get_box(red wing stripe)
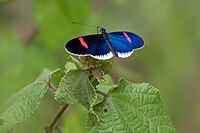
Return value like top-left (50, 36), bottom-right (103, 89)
top-left (123, 32), bottom-right (132, 43)
top-left (79, 37), bottom-right (88, 49)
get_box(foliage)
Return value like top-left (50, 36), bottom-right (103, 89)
top-left (0, 69), bottom-right (57, 130)
top-left (1, 0), bottom-right (199, 132)
top-left (55, 69), bottom-right (97, 110)
top-left (87, 79), bottom-right (175, 132)
top-left (0, 56), bottom-right (176, 132)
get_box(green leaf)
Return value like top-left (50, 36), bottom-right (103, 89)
top-left (33, 0), bottom-right (89, 50)
top-left (96, 74), bottom-right (116, 93)
top-left (67, 56), bottom-right (83, 68)
top-left (36, 68), bottom-right (59, 82)
top-left (0, 69), bottom-right (55, 129)
top-left (55, 70), bottom-right (97, 110)
top-left (94, 75), bottom-right (116, 105)
top-left (87, 79), bottom-right (176, 133)
top-left (65, 62), bottom-right (77, 73)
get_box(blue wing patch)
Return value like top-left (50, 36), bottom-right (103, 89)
top-left (108, 32), bottom-right (144, 58)
top-left (89, 39), bottom-right (113, 60)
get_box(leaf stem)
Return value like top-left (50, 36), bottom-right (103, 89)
top-left (45, 105), bottom-right (68, 133)
top-left (96, 90), bottom-right (110, 97)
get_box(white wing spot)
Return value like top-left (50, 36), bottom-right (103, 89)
top-left (117, 51), bottom-right (134, 58)
top-left (65, 47), bottom-right (113, 60)
top-left (92, 51), bottom-right (113, 60)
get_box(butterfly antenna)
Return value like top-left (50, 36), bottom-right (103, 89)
top-left (72, 22), bottom-right (102, 34)
top-left (72, 22), bottom-right (98, 28)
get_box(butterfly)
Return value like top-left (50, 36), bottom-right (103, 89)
top-left (65, 27), bottom-right (144, 60)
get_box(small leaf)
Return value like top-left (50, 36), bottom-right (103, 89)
top-left (36, 68), bottom-right (58, 82)
top-left (65, 62), bottom-right (77, 73)
top-left (55, 70), bottom-right (97, 110)
top-left (67, 56), bottom-right (82, 68)
top-left (87, 79), bottom-right (176, 132)
top-left (96, 75), bottom-right (116, 93)
top-left (0, 69), bottom-right (55, 129)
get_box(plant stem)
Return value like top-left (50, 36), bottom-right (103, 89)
top-left (45, 105), bottom-right (68, 133)
top-left (96, 90), bottom-right (110, 97)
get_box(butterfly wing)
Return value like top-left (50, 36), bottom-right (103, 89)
top-left (65, 34), bottom-right (113, 60)
top-left (108, 32), bottom-right (144, 58)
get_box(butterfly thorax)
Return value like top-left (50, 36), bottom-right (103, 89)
top-left (99, 28), bottom-right (109, 40)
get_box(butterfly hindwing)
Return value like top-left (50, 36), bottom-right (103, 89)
top-left (65, 34), bottom-right (113, 60)
top-left (108, 32), bottom-right (144, 58)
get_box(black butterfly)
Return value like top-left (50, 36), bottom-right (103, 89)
top-left (65, 27), bottom-right (144, 60)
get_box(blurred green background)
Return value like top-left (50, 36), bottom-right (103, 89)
top-left (0, 0), bottom-right (200, 132)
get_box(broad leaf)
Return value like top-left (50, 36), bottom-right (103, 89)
top-left (0, 69), bottom-right (55, 129)
top-left (55, 70), bottom-right (97, 110)
top-left (87, 79), bottom-right (176, 133)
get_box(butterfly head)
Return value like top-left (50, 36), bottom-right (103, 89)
top-left (99, 27), bottom-right (106, 34)
top-left (99, 27), bottom-right (109, 39)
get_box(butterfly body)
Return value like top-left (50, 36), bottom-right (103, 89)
top-left (100, 28), bottom-right (118, 57)
top-left (65, 27), bottom-right (144, 60)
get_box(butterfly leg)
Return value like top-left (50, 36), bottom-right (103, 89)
top-left (97, 26), bottom-right (101, 34)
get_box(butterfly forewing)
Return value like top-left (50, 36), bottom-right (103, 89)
top-left (65, 34), bottom-right (113, 60)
